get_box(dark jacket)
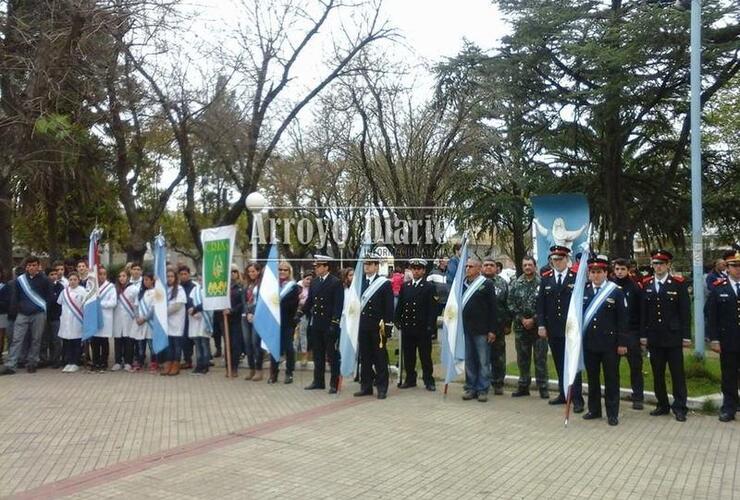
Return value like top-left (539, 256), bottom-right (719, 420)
top-left (395, 278), bottom-right (437, 336)
top-left (536, 268), bottom-right (577, 338)
top-left (228, 283), bottom-right (244, 325)
top-left (47, 281), bottom-right (64, 322)
top-left (16, 272), bottom-right (51, 316)
top-left (610, 276), bottom-right (642, 338)
top-left (0, 281), bottom-right (11, 315)
top-left (640, 275), bottom-right (690, 347)
top-left (706, 279), bottom-right (740, 352)
top-left (303, 273), bottom-right (343, 332)
top-left (462, 277), bottom-right (497, 336)
top-left (359, 275), bottom-right (394, 332)
top-left (582, 283), bottom-right (629, 352)
top-left (280, 282), bottom-right (301, 333)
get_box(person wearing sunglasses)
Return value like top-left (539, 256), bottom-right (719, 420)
top-left (706, 249), bottom-right (740, 422)
top-left (268, 261), bottom-right (300, 384)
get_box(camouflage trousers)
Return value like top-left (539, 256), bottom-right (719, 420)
top-left (514, 327), bottom-right (549, 389)
top-left (489, 332), bottom-right (506, 387)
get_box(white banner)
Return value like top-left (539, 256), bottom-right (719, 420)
top-left (201, 225), bottom-right (237, 310)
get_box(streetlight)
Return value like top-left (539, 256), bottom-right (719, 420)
top-left (245, 192), bottom-right (267, 262)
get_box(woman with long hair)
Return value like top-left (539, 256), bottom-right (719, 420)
top-left (163, 267), bottom-right (187, 376)
top-left (135, 272), bottom-right (157, 372)
top-left (268, 261), bottom-right (300, 384)
top-left (243, 263), bottom-right (264, 381)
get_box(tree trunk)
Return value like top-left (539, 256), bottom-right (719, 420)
top-left (0, 169), bottom-right (12, 271)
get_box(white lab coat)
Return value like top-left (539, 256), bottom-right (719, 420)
top-left (57, 286), bottom-right (86, 340)
top-left (113, 282), bottom-right (139, 339)
top-left (94, 281), bottom-right (117, 338)
top-left (187, 284), bottom-right (212, 338)
top-left (167, 285), bottom-right (187, 337)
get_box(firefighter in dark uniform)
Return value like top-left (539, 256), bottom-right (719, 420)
top-left (536, 245), bottom-right (585, 412)
top-left (581, 255), bottom-right (629, 426)
top-left (395, 258), bottom-right (437, 391)
top-left (640, 249), bottom-right (691, 422)
top-left (302, 255), bottom-right (344, 394)
top-left (707, 249), bottom-right (740, 422)
top-left (610, 257), bottom-right (645, 409)
top-left (353, 252), bottom-right (395, 400)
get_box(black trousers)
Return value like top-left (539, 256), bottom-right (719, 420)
top-left (114, 337), bottom-right (135, 365)
top-left (227, 319), bottom-right (243, 372)
top-left (719, 350), bottom-right (740, 414)
top-left (90, 337), bottom-right (109, 368)
top-left (62, 339), bottom-right (81, 366)
top-left (271, 326), bottom-right (296, 376)
top-left (548, 336), bottom-right (583, 402)
top-left (585, 348), bottom-right (620, 418)
top-left (311, 327), bottom-right (339, 389)
top-left (649, 345), bottom-right (687, 413)
top-left (618, 338), bottom-right (644, 401)
top-left (359, 327), bottom-right (389, 394)
top-left (401, 330), bottom-right (433, 386)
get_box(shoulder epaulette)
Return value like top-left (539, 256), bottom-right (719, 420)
top-left (542, 269), bottom-right (553, 277)
top-left (641, 276), bottom-right (654, 286)
top-left (672, 275), bottom-right (686, 283)
top-left (712, 277), bottom-right (726, 287)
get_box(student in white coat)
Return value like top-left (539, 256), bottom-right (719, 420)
top-left (57, 273), bottom-right (86, 373)
top-left (162, 267), bottom-right (187, 376)
top-left (134, 272), bottom-right (156, 372)
top-left (91, 266), bottom-right (117, 372)
top-left (112, 269), bottom-right (138, 372)
top-left (188, 280), bottom-right (213, 374)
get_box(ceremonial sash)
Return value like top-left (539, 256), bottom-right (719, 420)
top-left (361, 277), bottom-right (389, 309)
top-left (582, 281), bottom-right (617, 332)
top-left (191, 285), bottom-right (213, 333)
top-left (17, 274), bottom-right (47, 312)
top-left (139, 293), bottom-right (153, 323)
top-left (462, 275), bottom-right (487, 308)
top-left (279, 280), bottom-right (297, 299)
top-left (63, 287), bottom-right (84, 324)
top-left (99, 282), bottom-right (114, 304)
top-left (119, 288), bottom-right (136, 319)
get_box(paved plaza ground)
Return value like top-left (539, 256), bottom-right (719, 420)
top-left (0, 364), bottom-right (738, 499)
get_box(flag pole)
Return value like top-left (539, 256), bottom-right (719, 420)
top-left (564, 385), bottom-right (572, 427)
top-left (223, 311), bottom-right (232, 378)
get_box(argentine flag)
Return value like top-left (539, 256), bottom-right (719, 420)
top-left (151, 233), bottom-right (169, 354)
top-left (441, 237), bottom-right (470, 385)
top-left (253, 244), bottom-right (281, 360)
top-left (82, 228), bottom-right (104, 340)
top-left (563, 239), bottom-right (591, 402)
top-left (339, 244), bottom-right (369, 377)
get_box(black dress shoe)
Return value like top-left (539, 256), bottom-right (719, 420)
top-left (425, 384), bottom-right (436, 392)
top-left (650, 407), bottom-right (670, 416)
top-left (328, 387), bottom-right (338, 394)
top-left (0, 366), bottom-right (16, 376)
top-left (582, 412), bottom-right (602, 420)
top-left (674, 412), bottom-right (687, 422)
top-left (511, 388), bottom-right (530, 398)
top-left (548, 396), bottom-right (566, 405)
top-left (632, 400), bottom-right (644, 410)
top-left (398, 381), bottom-right (416, 389)
top-left (377, 392), bottom-right (387, 400)
top-left (304, 382), bottom-right (325, 390)
top-left (539, 388), bottom-right (550, 399)
top-left (608, 416), bottom-right (619, 426)
top-left (284, 374), bottom-right (293, 384)
top-left (719, 412), bottom-right (735, 422)
top-left (353, 390), bottom-right (373, 397)
top-left (573, 402), bottom-right (585, 414)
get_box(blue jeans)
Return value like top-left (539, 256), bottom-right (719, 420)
top-left (244, 321), bottom-right (263, 370)
top-left (464, 334), bottom-right (491, 395)
top-left (193, 337), bottom-right (210, 371)
top-left (168, 336), bottom-right (182, 363)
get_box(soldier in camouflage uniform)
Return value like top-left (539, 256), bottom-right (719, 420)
top-left (483, 258), bottom-right (511, 395)
top-left (507, 256), bottom-right (549, 399)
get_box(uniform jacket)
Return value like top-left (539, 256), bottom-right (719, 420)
top-left (507, 274), bottom-right (541, 331)
top-left (394, 277), bottom-right (437, 335)
top-left (462, 277), bottom-right (498, 336)
top-left (536, 268), bottom-right (577, 338)
top-left (706, 278), bottom-right (740, 352)
top-left (359, 275), bottom-right (394, 332)
top-left (640, 274), bottom-right (690, 347)
top-left (582, 282), bottom-right (629, 352)
top-left (303, 273), bottom-right (344, 332)
top-left (610, 276), bottom-right (642, 338)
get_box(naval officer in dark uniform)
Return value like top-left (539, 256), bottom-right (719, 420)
top-left (395, 258), bottom-right (437, 391)
top-left (581, 255), bottom-right (629, 426)
top-left (536, 245), bottom-right (585, 412)
top-left (707, 249), bottom-right (740, 422)
top-left (353, 252), bottom-right (395, 400)
top-left (640, 249), bottom-right (691, 422)
top-left (302, 255), bottom-right (344, 394)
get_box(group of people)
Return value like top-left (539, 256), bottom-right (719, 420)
top-left (0, 244), bottom-right (738, 427)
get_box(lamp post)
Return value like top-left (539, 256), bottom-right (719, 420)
top-left (688, 0), bottom-right (704, 357)
top-left (245, 192), bottom-right (267, 262)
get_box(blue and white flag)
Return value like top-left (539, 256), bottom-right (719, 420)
top-left (253, 243), bottom-right (281, 360)
top-left (339, 243), bottom-right (369, 377)
top-left (441, 236), bottom-right (470, 385)
top-left (563, 237), bottom-right (591, 399)
top-left (151, 233), bottom-right (169, 354)
top-left (82, 228), bottom-right (103, 340)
